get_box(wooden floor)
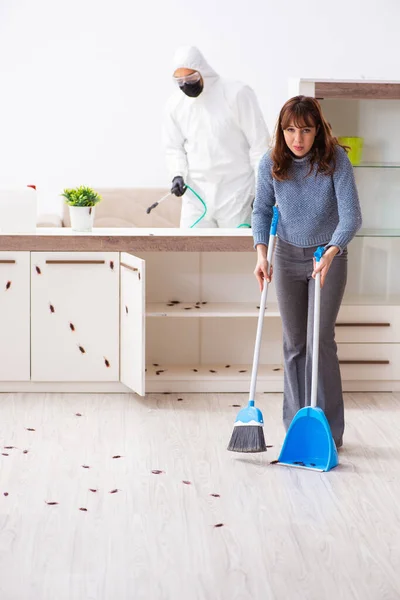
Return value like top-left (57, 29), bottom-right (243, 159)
top-left (1, 392), bottom-right (400, 600)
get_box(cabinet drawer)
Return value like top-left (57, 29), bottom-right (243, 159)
top-left (31, 252), bottom-right (120, 382)
top-left (336, 306), bottom-right (400, 343)
top-left (338, 343), bottom-right (400, 380)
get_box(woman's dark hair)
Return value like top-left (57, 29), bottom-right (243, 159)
top-left (271, 95), bottom-right (345, 181)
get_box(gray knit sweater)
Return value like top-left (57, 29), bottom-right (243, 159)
top-left (252, 146), bottom-right (362, 252)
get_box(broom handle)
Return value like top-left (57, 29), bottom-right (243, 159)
top-left (311, 247), bottom-right (324, 408)
top-left (249, 206), bottom-right (279, 402)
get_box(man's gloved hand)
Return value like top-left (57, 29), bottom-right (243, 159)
top-left (171, 176), bottom-right (186, 197)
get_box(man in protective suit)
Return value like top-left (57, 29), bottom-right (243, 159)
top-left (164, 46), bottom-right (270, 228)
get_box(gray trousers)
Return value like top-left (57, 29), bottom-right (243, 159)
top-left (274, 238), bottom-right (348, 443)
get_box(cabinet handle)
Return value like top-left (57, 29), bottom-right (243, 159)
top-left (0, 260), bottom-right (16, 264)
top-left (336, 322), bottom-right (390, 327)
top-left (339, 360), bottom-right (390, 365)
top-left (120, 262), bottom-right (138, 272)
top-left (45, 260), bottom-right (106, 265)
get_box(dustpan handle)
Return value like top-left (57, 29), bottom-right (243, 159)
top-left (311, 247), bottom-right (324, 408)
top-left (249, 206), bottom-right (279, 402)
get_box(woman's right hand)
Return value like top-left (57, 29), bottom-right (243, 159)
top-left (254, 245), bottom-right (272, 291)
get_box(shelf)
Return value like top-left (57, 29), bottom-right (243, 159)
top-left (356, 229), bottom-right (400, 238)
top-left (146, 298), bottom-right (400, 316)
top-left (146, 302), bottom-right (280, 317)
top-left (145, 363), bottom-right (284, 380)
top-left (354, 162), bottom-right (400, 169)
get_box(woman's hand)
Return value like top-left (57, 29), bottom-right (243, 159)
top-left (254, 244), bottom-right (272, 291)
top-left (312, 246), bottom-right (339, 287)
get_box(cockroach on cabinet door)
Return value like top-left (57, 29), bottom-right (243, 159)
top-left (5, 281), bottom-right (11, 290)
top-left (109, 260), bottom-right (114, 270)
top-left (104, 358), bottom-right (110, 368)
top-left (78, 345), bottom-right (86, 354)
top-left (69, 323), bottom-right (75, 332)
top-left (35, 266), bottom-right (41, 275)
top-left (49, 304), bottom-right (55, 313)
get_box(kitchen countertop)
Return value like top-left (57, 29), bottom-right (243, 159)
top-left (0, 228), bottom-right (255, 252)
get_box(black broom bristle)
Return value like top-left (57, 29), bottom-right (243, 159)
top-left (227, 425), bottom-right (267, 453)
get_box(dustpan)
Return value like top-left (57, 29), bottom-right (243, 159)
top-left (277, 247), bottom-right (339, 472)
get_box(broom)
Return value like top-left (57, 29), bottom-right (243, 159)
top-left (227, 205), bottom-right (279, 453)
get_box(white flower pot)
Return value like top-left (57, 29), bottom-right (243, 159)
top-left (69, 206), bottom-right (95, 232)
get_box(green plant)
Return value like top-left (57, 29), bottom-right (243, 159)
top-left (61, 186), bottom-right (102, 207)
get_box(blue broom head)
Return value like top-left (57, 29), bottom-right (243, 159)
top-left (234, 400), bottom-right (264, 426)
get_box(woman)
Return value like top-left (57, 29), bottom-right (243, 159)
top-left (252, 96), bottom-right (362, 448)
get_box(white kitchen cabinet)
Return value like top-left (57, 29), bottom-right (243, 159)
top-left (31, 252), bottom-right (120, 382)
top-left (0, 252), bottom-right (30, 381)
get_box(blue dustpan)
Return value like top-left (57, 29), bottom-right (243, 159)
top-left (277, 247), bottom-right (339, 472)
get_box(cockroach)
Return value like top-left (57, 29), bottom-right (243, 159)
top-left (239, 370), bottom-right (247, 373)
top-left (210, 494), bottom-right (220, 498)
top-left (214, 523), bottom-right (224, 528)
top-left (5, 281), bottom-right (11, 290)
top-left (49, 304), bottom-right (55, 313)
top-left (192, 369), bottom-right (198, 372)
top-left (138, 273), bottom-right (141, 280)
top-left (201, 301), bottom-right (207, 305)
top-left (184, 307), bottom-right (192, 310)
top-left (89, 489), bottom-right (97, 493)
top-left (2, 453), bottom-right (9, 456)
top-left (23, 450), bottom-right (29, 454)
top-left (167, 303), bottom-right (174, 307)
top-left (195, 302), bottom-right (201, 305)
top-left (45, 501), bottom-right (59, 505)
top-left (182, 480), bottom-right (191, 485)
top-left (153, 363), bottom-right (159, 367)
top-left (266, 445), bottom-right (274, 449)
top-left (69, 323), bottom-right (75, 332)
top-left (109, 489), bottom-right (119, 494)
top-left (26, 428), bottom-right (35, 431)
top-left (270, 460), bottom-right (279, 464)
top-left (4, 446), bottom-right (16, 450)
top-left (79, 507), bottom-right (88, 512)
top-left (230, 404), bottom-right (241, 408)
top-left (82, 465), bottom-right (90, 469)
top-left (273, 367), bottom-right (281, 371)
top-left (75, 413), bottom-right (82, 417)
top-left (170, 300), bottom-right (180, 304)
top-left (195, 305), bottom-right (201, 309)
top-left (177, 398), bottom-right (183, 402)
top-left (225, 365), bottom-right (231, 368)
top-left (112, 455), bottom-right (122, 459)
top-left (151, 470), bottom-right (164, 475)
top-left (89, 207), bottom-right (92, 215)
top-left (104, 358), bottom-right (110, 368)
top-left (35, 266), bottom-right (41, 275)
top-left (209, 370), bottom-right (217, 373)
top-left (163, 392), bottom-right (171, 394)
top-left (109, 260), bottom-right (114, 270)
top-left (155, 370), bottom-right (165, 375)
top-left (78, 346), bottom-right (86, 354)
top-left (125, 306), bottom-right (129, 314)
top-left (3, 492), bottom-right (9, 497)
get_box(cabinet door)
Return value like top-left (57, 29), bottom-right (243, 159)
top-left (31, 252), bottom-right (119, 382)
top-left (0, 252), bottom-right (30, 381)
top-left (120, 253), bottom-right (145, 396)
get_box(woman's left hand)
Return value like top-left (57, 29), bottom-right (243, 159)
top-left (312, 246), bottom-right (340, 287)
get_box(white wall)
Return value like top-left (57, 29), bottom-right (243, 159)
top-left (0, 0), bottom-right (399, 215)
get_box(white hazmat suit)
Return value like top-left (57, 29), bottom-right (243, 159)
top-left (164, 46), bottom-right (270, 228)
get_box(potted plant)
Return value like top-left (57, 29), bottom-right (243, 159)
top-left (61, 186), bottom-right (102, 232)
